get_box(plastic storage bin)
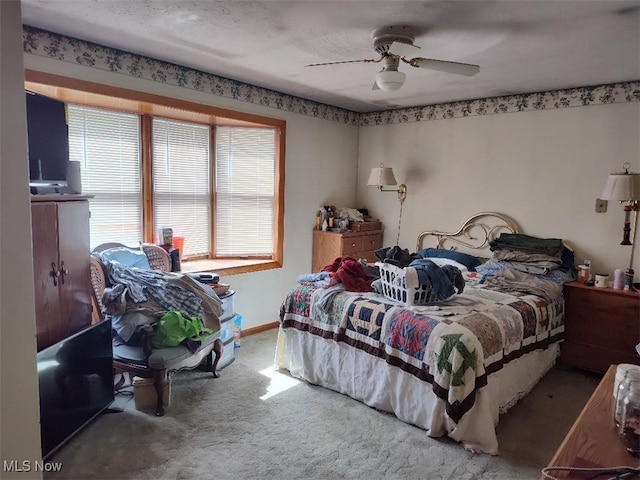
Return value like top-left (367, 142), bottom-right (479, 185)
top-left (219, 290), bottom-right (235, 320)
top-left (218, 337), bottom-right (235, 369)
top-left (219, 315), bottom-right (235, 344)
top-left (377, 262), bottom-right (439, 306)
top-left (218, 315), bottom-right (236, 369)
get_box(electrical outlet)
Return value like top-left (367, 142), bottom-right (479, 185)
top-left (595, 198), bottom-right (607, 213)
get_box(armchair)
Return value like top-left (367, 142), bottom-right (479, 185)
top-left (89, 243), bottom-right (223, 416)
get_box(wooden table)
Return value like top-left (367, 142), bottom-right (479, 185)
top-left (542, 365), bottom-right (640, 479)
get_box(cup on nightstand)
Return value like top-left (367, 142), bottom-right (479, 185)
top-left (595, 273), bottom-right (609, 288)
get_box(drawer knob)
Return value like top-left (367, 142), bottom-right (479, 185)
top-left (351, 243), bottom-right (356, 247)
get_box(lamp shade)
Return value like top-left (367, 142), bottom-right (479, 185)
top-left (367, 167), bottom-right (397, 186)
top-left (601, 172), bottom-right (640, 201)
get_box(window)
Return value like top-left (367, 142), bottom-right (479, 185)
top-left (67, 105), bottom-right (142, 249)
top-left (31, 70), bottom-right (286, 274)
top-left (215, 127), bottom-right (275, 257)
top-left (152, 118), bottom-right (211, 258)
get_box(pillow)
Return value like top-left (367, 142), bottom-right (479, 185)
top-left (426, 257), bottom-right (468, 272)
top-left (417, 248), bottom-right (482, 271)
top-left (101, 247), bottom-right (151, 270)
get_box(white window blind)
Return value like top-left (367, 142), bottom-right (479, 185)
top-left (215, 127), bottom-right (275, 256)
top-left (152, 118), bottom-right (211, 258)
top-left (67, 105), bottom-right (142, 249)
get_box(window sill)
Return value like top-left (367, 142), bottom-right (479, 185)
top-left (179, 258), bottom-right (281, 276)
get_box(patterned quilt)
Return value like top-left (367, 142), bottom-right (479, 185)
top-left (279, 272), bottom-right (564, 428)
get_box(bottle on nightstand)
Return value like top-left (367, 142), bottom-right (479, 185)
top-left (624, 268), bottom-right (635, 290)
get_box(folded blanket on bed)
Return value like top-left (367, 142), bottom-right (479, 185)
top-left (492, 248), bottom-right (562, 264)
top-left (483, 267), bottom-right (563, 302)
top-left (489, 233), bottom-right (563, 256)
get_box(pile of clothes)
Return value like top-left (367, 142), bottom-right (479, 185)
top-left (477, 233), bottom-right (576, 301)
top-left (489, 233), bottom-right (575, 276)
top-left (95, 252), bottom-right (223, 350)
top-left (297, 245), bottom-right (465, 304)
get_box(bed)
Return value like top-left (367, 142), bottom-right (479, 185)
top-left (275, 212), bottom-right (572, 454)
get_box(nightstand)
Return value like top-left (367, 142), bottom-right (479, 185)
top-left (311, 225), bottom-right (383, 272)
top-left (560, 281), bottom-right (640, 374)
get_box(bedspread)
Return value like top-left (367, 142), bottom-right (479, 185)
top-left (278, 272), bottom-right (564, 453)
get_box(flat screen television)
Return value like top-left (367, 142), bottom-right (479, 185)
top-left (25, 90), bottom-right (69, 185)
top-left (37, 320), bottom-right (114, 460)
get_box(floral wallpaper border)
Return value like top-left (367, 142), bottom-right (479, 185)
top-left (22, 26), bottom-right (359, 125)
top-left (360, 81), bottom-right (640, 126)
top-left (23, 26), bottom-right (640, 127)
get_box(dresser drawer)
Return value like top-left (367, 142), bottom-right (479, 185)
top-left (361, 233), bottom-right (382, 251)
top-left (341, 236), bottom-right (363, 254)
top-left (340, 233), bottom-right (382, 255)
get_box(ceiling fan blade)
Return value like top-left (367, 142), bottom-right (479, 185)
top-left (409, 58), bottom-right (480, 76)
top-left (388, 41), bottom-right (421, 58)
top-left (305, 58), bottom-right (380, 67)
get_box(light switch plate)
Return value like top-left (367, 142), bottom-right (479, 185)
top-left (595, 198), bottom-right (607, 213)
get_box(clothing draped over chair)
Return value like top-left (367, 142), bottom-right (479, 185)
top-left (95, 251), bottom-right (223, 333)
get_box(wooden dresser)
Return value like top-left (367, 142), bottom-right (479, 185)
top-left (561, 281), bottom-right (640, 374)
top-left (312, 224), bottom-right (383, 272)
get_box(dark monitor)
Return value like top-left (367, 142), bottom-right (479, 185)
top-left (37, 320), bottom-right (114, 460)
top-left (25, 91), bottom-right (69, 184)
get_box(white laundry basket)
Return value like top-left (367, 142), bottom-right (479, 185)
top-left (377, 262), bottom-right (440, 306)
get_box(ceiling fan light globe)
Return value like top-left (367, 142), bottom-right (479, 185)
top-left (375, 70), bottom-right (406, 91)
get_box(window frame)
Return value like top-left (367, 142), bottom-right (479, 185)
top-left (25, 70), bottom-right (286, 276)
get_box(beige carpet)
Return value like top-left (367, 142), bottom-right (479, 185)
top-left (45, 328), bottom-right (600, 480)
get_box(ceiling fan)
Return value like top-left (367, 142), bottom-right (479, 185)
top-left (305, 25), bottom-right (480, 92)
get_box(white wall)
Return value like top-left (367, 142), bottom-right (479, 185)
top-left (1, 1), bottom-right (43, 476)
top-left (358, 102), bottom-right (640, 276)
top-left (23, 55), bottom-right (360, 330)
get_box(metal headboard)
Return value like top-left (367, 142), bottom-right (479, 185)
top-left (416, 212), bottom-right (520, 253)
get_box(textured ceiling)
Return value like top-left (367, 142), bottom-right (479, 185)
top-left (20, 0), bottom-right (640, 112)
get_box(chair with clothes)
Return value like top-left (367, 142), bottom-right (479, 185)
top-left (89, 243), bottom-right (223, 416)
